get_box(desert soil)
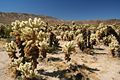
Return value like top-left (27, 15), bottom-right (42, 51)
top-left (0, 40), bottom-right (120, 80)
top-left (0, 40), bottom-right (14, 80)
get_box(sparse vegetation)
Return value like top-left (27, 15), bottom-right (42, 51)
top-left (3, 17), bottom-right (120, 80)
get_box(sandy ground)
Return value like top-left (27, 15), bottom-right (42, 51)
top-left (72, 48), bottom-right (120, 80)
top-left (0, 40), bottom-right (120, 80)
top-left (0, 40), bottom-right (14, 80)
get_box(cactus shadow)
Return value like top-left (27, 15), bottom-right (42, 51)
top-left (94, 48), bottom-right (104, 50)
top-left (37, 64), bottom-right (99, 80)
top-left (47, 57), bottom-right (63, 62)
top-left (49, 48), bottom-right (62, 54)
top-left (38, 69), bottom-right (85, 80)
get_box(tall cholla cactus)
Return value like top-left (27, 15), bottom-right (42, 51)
top-left (90, 33), bottom-right (96, 46)
top-left (109, 35), bottom-right (120, 57)
top-left (68, 31), bottom-right (75, 41)
top-left (5, 18), bottom-right (48, 79)
top-left (75, 34), bottom-right (84, 51)
top-left (62, 41), bottom-right (75, 62)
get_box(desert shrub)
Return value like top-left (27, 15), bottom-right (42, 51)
top-left (0, 24), bottom-right (12, 38)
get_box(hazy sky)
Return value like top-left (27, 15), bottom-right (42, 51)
top-left (0, 0), bottom-right (120, 20)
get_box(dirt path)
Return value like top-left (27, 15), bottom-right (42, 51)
top-left (0, 41), bottom-right (14, 80)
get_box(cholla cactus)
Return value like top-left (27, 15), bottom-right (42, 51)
top-left (21, 27), bottom-right (33, 37)
top-left (62, 41), bottom-right (75, 61)
top-left (11, 20), bottom-right (21, 30)
top-left (11, 17), bottom-right (46, 38)
top-left (68, 31), bottom-right (75, 41)
top-left (75, 33), bottom-right (85, 51)
top-left (108, 35), bottom-right (120, 57)
top-left (90, 33), bottom-right (96, 46)
top-left (103, 35), bottom-right (112, 46)
top-left (5, 41), bottom-right (18, 59)
top-left (95, 26), bottom-right (108, 44)
top-left (60, 31), bottom-right (64, 40)
top-left (5, 18), bottom-right (49, 79)
top-left (10, 57), bottom-right (23, 67)
top-left (17, 62), bottom-right (40, 79)
top-left (62, 41), bottom-right (75, 54)
top-left (62, 31), bottom-right (69, 41)
top-left (75, 29), bottom-right (81, 36)
top-left (97, 23), bottom-right (104, 30)
top-left (6, 41), bottom-right (17, 52)
top-left (37, 41), bottom-right (49, 59)
top-left (37, 31), bottom-right (46, 41)
top-left (96, 25), bottom-right (107, 35)
top-left (61, 31), bottom-right (75, 41)
top-left (109, 36), bottom-right (119, 50)
top-left (63, 33), bottom-right (68, 41)
top-left (75, 33), bottom-right (84, 42)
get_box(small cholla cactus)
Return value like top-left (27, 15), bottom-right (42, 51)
top-left (62, 41), bottom-right (75, 62)
top-left (17, 62), bottom-right (40, 79)
top-left (5, 41), bottom-right (18, 59)
top-left (38, 41), bottom-right (49, 59)
top-left (62, 31), bottom-right (69, 41)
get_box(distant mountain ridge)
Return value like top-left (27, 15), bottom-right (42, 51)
top-left (0, 12), bottom-right (60, 24)
top-left (0, 12), bottom-right (120, 25)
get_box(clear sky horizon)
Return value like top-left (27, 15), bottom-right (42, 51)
top-left (0, 0), bottom-right (120, 20)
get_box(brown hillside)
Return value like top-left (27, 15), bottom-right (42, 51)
top-left (0, 12), bottom-right (120, 25)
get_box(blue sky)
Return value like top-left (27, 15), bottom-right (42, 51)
top-left (0, 0), bottom-right (120, 20)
